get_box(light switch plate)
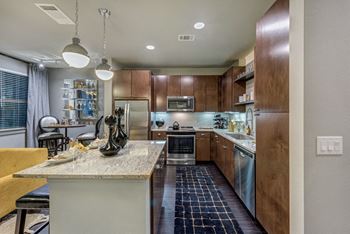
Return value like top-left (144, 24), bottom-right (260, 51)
top-left (317, 136), bottom-right (343, 155)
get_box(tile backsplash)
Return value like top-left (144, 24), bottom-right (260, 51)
top-left (151, 112), bottom-right (246, 129)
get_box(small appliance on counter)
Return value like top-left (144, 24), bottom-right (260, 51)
top-left (213, 114), bottom-right (228, 129)
top-left (155, 119), bottom-right (165, 128)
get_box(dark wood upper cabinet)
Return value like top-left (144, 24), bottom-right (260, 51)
top-left (113, 70), bottom-right (132, 98)
top-left (194, 76), bottom-right (206, 112)
top-left (222, 69), bottom-right (232, 112)
top-left (131, 70), bottom-right (151, 98)
top-left (153, 75), bottom-right (168, 112)
top-left (167, 76), bottom-right (181, 96)
top-left (205, 76), bottom-right (219, 112)
top-left (255, 0), bottom-right (289, 113)
top-left (180, 76), bottom-right (194, 96)
top-left (113, 70), bottom-right (151, 99)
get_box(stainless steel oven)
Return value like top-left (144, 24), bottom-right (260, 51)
top-left (167, 131), bottom-right (195, 165)
top-left (167, 96), bottom-right (194, 112)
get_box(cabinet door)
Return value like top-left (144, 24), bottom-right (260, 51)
top-left (223, 70), bottom-right (232, 111)
top-left (167, 76), bottom-right (181, 96)
top-left (194, 76), bottom-right (206, 112)
top-left (256, 112), bottom-right (289, 234)
top-left (231, 67), bottom-right (245, 112)
top-left (153, 75), bottom-right (168, 112)
top-left (196, 134), bottom-right (211, 161)
top-left (224, 140), bottom-right (235, 187)
top-left (217, 136), bottom-right (226, 174)
top-left (131, 70), bottom-right (151, 98)
top-left (180, 76), bottom-right (194, 96)
top-left (210, 133), bottom-right (217, 161)
top-left (255, 0), bottom-right (289, 113)
top-left (113, 70), bottom-right (132, 98)
top-left (151, 131), bottom-right (167, 140)
top-left (205, 76), bottom-right (219, 112)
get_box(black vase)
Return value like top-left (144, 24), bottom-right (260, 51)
top-left (113, 107), bottom-right (128, 148)
top-left (99, 115), bottom-right (121, 157)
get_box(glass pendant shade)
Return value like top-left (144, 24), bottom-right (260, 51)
top-left (95, 58), bottom-right (113, 80)
top-left (62, 37), bottom-right (90, 68)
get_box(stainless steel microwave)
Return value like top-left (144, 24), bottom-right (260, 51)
top-left (167, 96), bottom-right (194, 112)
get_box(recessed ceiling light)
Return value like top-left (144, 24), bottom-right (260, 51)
top-left (146, 45), bottom-right (155, 50)
top-left (194, 22), bottom-right (205, 30)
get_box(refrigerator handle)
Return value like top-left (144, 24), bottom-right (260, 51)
top-left (123, 103), bottom-right (128, 135)
top-left (126, 103), bottom-right (130, 136)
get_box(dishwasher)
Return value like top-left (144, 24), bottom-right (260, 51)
top-left (234, 145), bottom-right (256, 217)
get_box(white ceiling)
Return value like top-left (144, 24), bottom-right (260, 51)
top-left (0, 0), bottom-right (274, 68)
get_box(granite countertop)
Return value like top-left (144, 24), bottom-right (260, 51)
top-left (150, 127), bottom-right (255, 153)
top-left (14, 141), bottom-right (166, 180)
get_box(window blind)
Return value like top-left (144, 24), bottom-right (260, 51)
top-left (0, 71), bottom-right (28, 129)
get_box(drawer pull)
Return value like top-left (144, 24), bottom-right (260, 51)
top-left (201, 133), bottom-right (205, 136)
top-left (157, 133), bottom-right (161, 136)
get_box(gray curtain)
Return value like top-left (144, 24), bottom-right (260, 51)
top-left (26, 64), bottom-right (50, 147)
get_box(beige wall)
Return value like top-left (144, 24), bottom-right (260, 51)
top-left (304, 0), bottom-right (350, 233)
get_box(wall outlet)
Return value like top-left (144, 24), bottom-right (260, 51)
top-left (317, 136), bottom-right (343, 155)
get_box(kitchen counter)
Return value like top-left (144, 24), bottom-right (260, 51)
top-left (14, 141), bottom-right (166, 180)
top-left (14, 140), bottom-right (166, 234)
top-left (151, 127), bottom-right (255, 153)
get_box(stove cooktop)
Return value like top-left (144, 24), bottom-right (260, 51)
top-left (167, 126), bottom-right (195, 132)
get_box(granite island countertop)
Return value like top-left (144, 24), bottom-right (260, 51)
top-left (14, 141), bottom-right (166, 180)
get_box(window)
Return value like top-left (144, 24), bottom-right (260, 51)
top-left (0, 70), bottom-right (28, 129)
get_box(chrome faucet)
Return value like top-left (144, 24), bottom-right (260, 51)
top-left (246, 107), bottom-right (254, 136)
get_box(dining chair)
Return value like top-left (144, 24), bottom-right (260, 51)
top-left (37, 115), bottom-right (64, 155)
top-left (76, 116), bottom-right (104, 146)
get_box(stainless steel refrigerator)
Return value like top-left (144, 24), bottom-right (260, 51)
top-left (114, 100), bottom-right (149, 140)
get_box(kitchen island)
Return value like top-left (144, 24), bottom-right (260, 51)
top-left (14, 141), bottom-right (166, 234)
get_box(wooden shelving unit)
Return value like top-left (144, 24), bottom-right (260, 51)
top-left (234, 100), bottom-right (255, 106)
top-left (234, 71), bottom-right (254, 83)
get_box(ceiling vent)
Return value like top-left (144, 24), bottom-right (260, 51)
top-left (178, 34), bottom-right (195, 42)
top-left (35, 3), bottom-right (74, 25)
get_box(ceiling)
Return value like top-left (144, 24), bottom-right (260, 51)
top-left (0, 0), bottom-right (274, 68)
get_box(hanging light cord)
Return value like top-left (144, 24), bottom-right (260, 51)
top-left (75, 0), bottom-right (79, 37)
top-left (102, 12), bottom-right (107, 58)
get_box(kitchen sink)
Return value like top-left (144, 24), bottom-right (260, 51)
top-left (225, 133), bottom-right (254, 140)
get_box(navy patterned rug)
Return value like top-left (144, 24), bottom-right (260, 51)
top-left (175, 166), bottom-right (243, 234)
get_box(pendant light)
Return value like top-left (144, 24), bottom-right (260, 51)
top-left (62, 0), bottom-right (90, 68)
top-left (95, 8), bottom-right (113, 81)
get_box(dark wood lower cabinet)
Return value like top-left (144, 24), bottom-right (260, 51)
top-left (223, 139), bottom-right (234, 187)
top-left (196, 132), bottom-right (211, 161)
top-left (256, 113), bottom-right (289, 234)
top-left (152, 131), bottom-right (167, 158)
top-left (150, 148), bottom-right (166, 234)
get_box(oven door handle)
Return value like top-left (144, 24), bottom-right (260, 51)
top-left (167, 135), bottom-right (196, 138)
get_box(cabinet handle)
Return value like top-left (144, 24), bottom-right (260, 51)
top-left (254, 113), bottom-right (260, 116)
top-left (157, 133), bottom-right (161, 136)
top-left (201, 133), bottom-right (205, 136)
top-left (222, 146), bottom-right (227, 149)
top-left (254, 108), bottom-right (260, 112)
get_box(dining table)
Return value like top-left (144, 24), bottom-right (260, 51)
top-left (46, 124), bottom-right (86, 149)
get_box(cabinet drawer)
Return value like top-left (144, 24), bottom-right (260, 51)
top-left (152, 131), bottom-right (167, 140)
top-left (196, 132), bottom-right (211, 138)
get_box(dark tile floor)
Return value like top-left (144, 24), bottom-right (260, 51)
top-left (158, 164), bottom-right (265, 234)
top-left (20, 163), bottom-right (264, 234)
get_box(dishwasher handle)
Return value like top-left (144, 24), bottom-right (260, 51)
top-left (234, 145), bottom-right (255, 159)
